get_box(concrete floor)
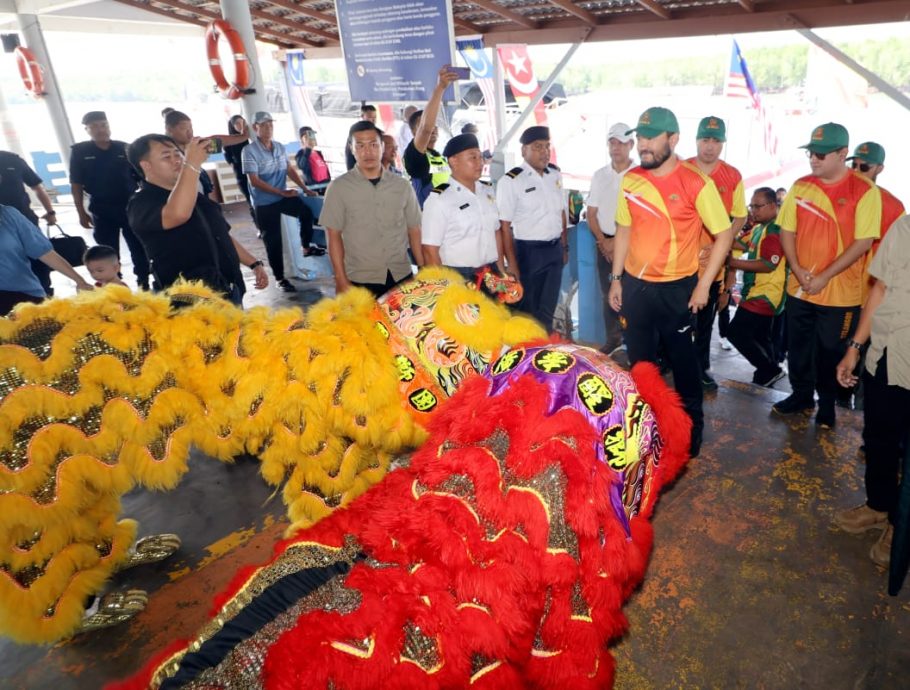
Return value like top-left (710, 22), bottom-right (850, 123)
top-left (4, 203), bottom-right (908, 689)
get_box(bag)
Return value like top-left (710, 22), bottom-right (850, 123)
top-left (47, 224), bottom-right (88, 266)
top-left (309, 151), bottom-right (330, 183)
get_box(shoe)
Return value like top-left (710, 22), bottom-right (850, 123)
top-left (755, 367), bottom-right (786, 388)
top-left (815, 403), bottom-right (835, 429)
top-left (772, 394), bottom-right (815, 416)
top-left (833, 504), bottom-right (888, 534)
top-left (719, 337), bottom-right (733, 351)
top-left (689, 427), bottom-right (703, 459)
top-left (701, 372), bottom-right (719, 392)
top-left (303, 246), bottom-right (326, 257)
top-left (835, 396), bottom-right (853, 410)
top-left (277, 279), bottom-right (297, 293)
top-left (870, 524), bottom-right (893, 567)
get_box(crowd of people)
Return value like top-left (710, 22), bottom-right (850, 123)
top-left (0, 65), bottom-right (906, 567)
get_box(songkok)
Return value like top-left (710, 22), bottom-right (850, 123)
top-left (443, 133), bottom-right (479, 158)
top-left (519, 126), bottom-right (550, 145)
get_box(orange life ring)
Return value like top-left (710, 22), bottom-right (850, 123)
top-left (205, 20), bottom-right (250, 100)
top-left (14, 46), bottom-right (44, 97)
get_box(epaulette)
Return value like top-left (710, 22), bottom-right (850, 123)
top-left (547, 162), bottom-right (560, 172)
top-left (431, 183), bottom-right (449, 194)
top-left (506, 166), bottom-right (523, 178)
top-left (479, 179), bottom-right (492, 186)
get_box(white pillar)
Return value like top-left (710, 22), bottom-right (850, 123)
top-left (15, 14), bottom-right (73, 168)
top-left (0, 81), bottom-right (28, 160)
top-left (218, 0), bottom-right (269, 122)
top-left (490, 45), bottom-right (507, 182)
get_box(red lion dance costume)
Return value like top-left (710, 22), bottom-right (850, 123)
top-left (120, 344), bottom-right (689, 689)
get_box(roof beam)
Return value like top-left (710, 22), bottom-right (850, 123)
top-left (468, 0), bottom-right (539, 29)
top-left (634, 0), bottom-right (670, 20)
top-left (545, 0), bottom-right (597, 26)
top-left (737, 0), bottom-right (754, 10)
top-left (153, 0), bottom-right (316, 46)
top-left (259, 0), bottom-right (337, 27)
top-left (453, 16), bottom-right (483, 33)
top-left (250, 7), bottom-right (336, 42)
top-left (111, 0), bottom-right (207, 27)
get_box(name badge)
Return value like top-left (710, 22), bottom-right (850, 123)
top-left (459, 203), bottom-right (470, 210)
top-left (525, 187), bottom-right (536, 193)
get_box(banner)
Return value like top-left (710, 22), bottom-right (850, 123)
top-left (336, 0), bottom-right (455, 103)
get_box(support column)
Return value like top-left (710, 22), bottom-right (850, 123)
top-left (15, 14), bottom-right (73, 168)
top-left (490, 44), bottom-right (507, 181)
top-left (218, 0), bottom-right (269, 121)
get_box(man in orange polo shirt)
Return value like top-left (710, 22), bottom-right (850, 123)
top-left (688, 116), bottom-right (748, 391)
top-left (846, 141), bottom-right (905, 270)
top-left (609, 107), bottom-right (733, 458)
top-left (772, 123), bottom-right (882, 428)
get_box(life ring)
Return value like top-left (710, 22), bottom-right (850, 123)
top-left (205, 20), bottom-right (250, 100)
top-left (14, 46), bottom-right (44, 97)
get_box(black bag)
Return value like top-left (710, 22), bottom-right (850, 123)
top-left (47, 224), bottom-right (88, 267)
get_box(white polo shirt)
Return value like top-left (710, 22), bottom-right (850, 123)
top-left (496, 162), bottom-right (565, 241)
top-left (586, 161), bottom-right (634, 237)
top-left (422, 179), bottom-right (499, 268)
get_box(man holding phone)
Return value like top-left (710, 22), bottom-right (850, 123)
top-left (163, 110), bottom-right (245, 198)
top-left (242, 111), bottom-right (319, 293)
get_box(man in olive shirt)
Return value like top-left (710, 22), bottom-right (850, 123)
top-left (321, 121), bottom-right (423, 297)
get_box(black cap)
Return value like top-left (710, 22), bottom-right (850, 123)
top-left (443, 133), bottom-right (479, 158)
top-left (82, 111), bottom-right (107, 125)
top-left (519, 126), bottom-right (549, 145)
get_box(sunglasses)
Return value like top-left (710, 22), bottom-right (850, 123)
top-left (805, 150), bottom-right (829, 160)
top-left (852, 161), bottom-right (872, 172)
top-left (748, 202), bottom-right (773, 210)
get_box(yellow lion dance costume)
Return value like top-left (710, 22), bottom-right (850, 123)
top-left (0, 268), bottom-right (543, 644)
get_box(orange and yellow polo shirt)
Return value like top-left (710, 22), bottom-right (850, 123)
top-left (688, 158), bottom-right (747, 281)
top-left (863, 185), bottom-right (905, 302)
top-left (616, 160), bottom-right (730, 282)
top-left (778, 170), bottom-right (881, 307)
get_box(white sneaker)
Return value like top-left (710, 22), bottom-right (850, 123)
top-left (719, 337), bottom-right (733, 351)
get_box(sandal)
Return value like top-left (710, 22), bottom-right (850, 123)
top-left (76, 589), bottom-right (148, 635)
top-left (116, 533), bottom-right (181, 572)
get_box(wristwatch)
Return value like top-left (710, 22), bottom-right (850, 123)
top-left (608, 273), bottom-right (623, 281)
top-left (846, 339), bottom-right (864, 351)
top-left (249, 260), bottom-right (264, 270)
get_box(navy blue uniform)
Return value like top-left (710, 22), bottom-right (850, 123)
top-left (70, 140), bottom-right (149, 288)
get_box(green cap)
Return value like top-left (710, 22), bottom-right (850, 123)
top-left (626, 107), bottom-right (679, 138)
top-left (799, 122), bottom-right (849, 154)
top-left (696, 115), bottom-right (726, 142)
top-left (846, 141), bottom-right (885, 166)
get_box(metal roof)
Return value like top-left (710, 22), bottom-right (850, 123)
top-left (109, 0), bottom-right (910, 50)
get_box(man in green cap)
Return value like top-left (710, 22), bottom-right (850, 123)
top-left (608, 106), bottom-right (733, 458)
top-left (772, 123), bottom-right (882, 429)
top-left (688, 115), bottom-right (748, 391)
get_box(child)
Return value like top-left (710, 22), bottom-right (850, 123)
top-left (83, 244), bottom-right (129, 287)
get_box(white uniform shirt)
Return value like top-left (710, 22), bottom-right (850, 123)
top-left (586, 162), bottom-right (633, 237)
top-left (496, 162), bottom-right (565, 241)
top-left (422, 180), bottom-right (499, 268)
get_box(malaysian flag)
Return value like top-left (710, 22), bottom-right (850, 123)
top-left (456, 37), bottom-right (498, 154)
top-left (725, 40), bottom-right (779, 162)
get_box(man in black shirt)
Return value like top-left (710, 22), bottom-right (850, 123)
top-left (0, 150), bottom-right (59, 294)
top-left (403, 66), bottom-right (458, 208)
top-left (126, 134), bottom-right (267, 305)
top-left (70, 111), bottom-right (150, 289)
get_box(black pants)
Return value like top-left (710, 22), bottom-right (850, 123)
top-left (514, 238), bottom-right (563, 332)
top-left (717, 295), bottom-right (731, 338)
top-left (0, 290), bottom-right (43, 316)
top-left (351, 270), bottom-right (410, 298)
top-left (771, 312), bottom-right (788, 363)
top-left (694, 280), bottom-right (721, 372)
top-left (785, 295), bottom-right (858, 406)
top-left (596, 249), bottom-right (623, 353)
top-left (863, 351), bottom-right (909, 521)
top-left (727, 305), bottom-right (777, 380)
top-left (255, 197), bottom-right (314, 282)
top-left (92, 209), bottom-right (150, 288)
top-left (621, 273), bottom-right (703, 434)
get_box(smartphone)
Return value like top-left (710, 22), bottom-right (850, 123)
top-left (206, 138), bottom-right (223, 154)
top-left (452, 66), bottom-right (471, 80)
